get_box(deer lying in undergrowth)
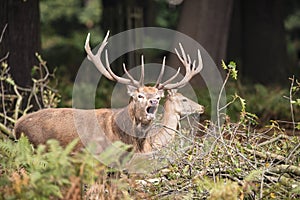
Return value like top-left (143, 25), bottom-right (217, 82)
top-left (14, 31), bottom-right (204, 153)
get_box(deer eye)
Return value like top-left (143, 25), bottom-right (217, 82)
top-left (182, 99), bottom-right (188, 102)
top-left (138, 94), bottom-right (145, 99)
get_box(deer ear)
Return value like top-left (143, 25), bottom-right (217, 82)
top-left (167, 89), bottom-right (177, 96)
top-left (126, 85), bottom-right (138, 97)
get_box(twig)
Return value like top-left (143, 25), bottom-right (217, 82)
top-left (260, 170), bottom-right (265, 199)
top-left (0, 47), bottom-right (9, 127)
top-left (0, 52), bottom-right (9, 63)
top-left (289, 76), bottom-right (296, 135)
top-left (0, 113), bottom-right (15, 124)
top-left (0, 122), bottom-right (12, 137)
top-left (217, 71), bottom-right (230, 131)
top-left (286, 143), bottom-right (300, 163)
top-left (0, 76), bottom-right (7, 126)
top-left (258, 134), bottom-right (289, 147)
top-left (13, 85), bottom-right (23, 121)
top-left (0, 24), bottom-right (7, 43)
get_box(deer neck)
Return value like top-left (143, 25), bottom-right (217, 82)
top-left (162, 100), bottom-right (180, 130)
top-left (146, 99), bottom-right (180, 152)
top-left (113, 101), bottom-right (152, 152)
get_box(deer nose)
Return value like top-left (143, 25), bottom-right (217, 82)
top-left (149, 99), bottom-right (158, 106)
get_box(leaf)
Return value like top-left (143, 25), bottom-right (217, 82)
top-left (238, 96), bottom-right (246, 112)
top-left (294, 99), bottom-right (300, 106)
top-left (292, 86), bottom-right (299, 92)
top-left (5, 77), bottom-right (15, 85)
top-left (62, 138), bottom-right (79, 157)
top-left (296, 122), bottom-right (300, 130)
top-left (231, 68), bottom-right (238, 80)
top-left (228, 61), bottom-right (237, 69)
top-left (221, 60), bottom-right (238, 79)
top-left (245, 170), bottom-right (263, 182)
top-left (221, 60), bottom-right (227, 70)
top-left (270, 193), bottom-right (276, 199)
top-left (98, 141), bottom-right (133, 166)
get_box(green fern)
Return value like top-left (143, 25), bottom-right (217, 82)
top-left (0, 136), bottom-right (80, 199)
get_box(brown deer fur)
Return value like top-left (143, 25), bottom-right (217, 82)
top-left (15, 86), bottom-right (164, 152)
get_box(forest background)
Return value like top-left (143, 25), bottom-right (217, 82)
top-left (1, 0), bottom-right (300, 123)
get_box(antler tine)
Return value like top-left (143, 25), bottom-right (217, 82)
top-left (161, 44), bottom-right (203, 90)
top-left (121, 63), bottom-right (141, 86)
top-left (85, 31), bottom-right (142, 88)
top-left (139, 55), bottom-right (145, 86)
top-left (155, 56), bottom-right (166, 87)
top-left (104, 50), bottom-right (140, 87)
top-left (85, 31), bottom-right (114, 80)
top-left (197, 49), bottom-right (203, 72)
top-left (157, 67), bottom-right (181, 90)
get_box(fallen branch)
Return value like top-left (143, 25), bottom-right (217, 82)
top-left (244, 147), bottom-right (285, 161)
top-left (0, 122), bottom-right (12, 137)
top-left (258, 134), bottom-right (290, 147)
top-left (269, 164), bottom-right (300, 176)
top-left (265, 175), bottom-right (300, 188)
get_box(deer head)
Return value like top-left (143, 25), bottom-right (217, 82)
top-left (85, 31), bottom-right (166, 125)
top-left (166, 89), bottom-right (204, 117)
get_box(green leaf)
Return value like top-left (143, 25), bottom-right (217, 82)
top-left (293, 99), bottom-right (300, 106)
top-left (1, 61), bottom-right (8, 69)
top-left (5, 77), bottom-right (15, 85)
top-left (221, 60), bottom-right (227, 70)
top-left (296, 122), bottom-right (300, 130)
top-left (239, 96), bottom-right (246, 112)
top-left (98, 141), bottom-right (133, 166)
top-left (292, 86), bottom-right (299, 92)
top-left (221, 60), bottom-right (238, 79)
top-left (62, 138), bottom-right (79, 157)
top-left (228, 61), bottom-right (236, 69)
top-left (231, 68), bottom-right (238, 80)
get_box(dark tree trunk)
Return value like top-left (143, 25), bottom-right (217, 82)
top-left (170, 0), bottom-right (234, 66)
top-left (101, 0), bottom-right (146, 71)
top-left (0, 0), bottom-right (41, 88)
top-left (227, 0), bottom-right (288, 84)
top-left (242, 0), bottom-right (288, 84)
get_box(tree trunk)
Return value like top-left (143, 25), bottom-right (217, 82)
top-left (227, 0), bottom-right (288, 84)
top-left (0, 0), bottom-right (41, 87)
top-left (241, 0), bottom-right (288, 84)
top-left (170, 0), bottom-right (234, 66)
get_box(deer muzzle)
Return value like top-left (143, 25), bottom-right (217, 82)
top-left (145, 99), bottom-right (159, 120)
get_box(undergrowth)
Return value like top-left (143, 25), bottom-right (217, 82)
top-left (130, 61), bottom-right (300, 199)
top-left (0, 136), bottom-right (134, 199)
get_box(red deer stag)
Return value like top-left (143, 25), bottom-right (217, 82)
top-left (14, 31), bottom-right (203, 153)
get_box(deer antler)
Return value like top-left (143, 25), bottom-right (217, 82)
top-left (85, 31), bottom-right (143, 88)
top-left (85, 32), bottom-right (199, 89)
top-left (155, 56), bottom-right (181, 89)
top-left (157, 43), bottom-right (203, 90)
